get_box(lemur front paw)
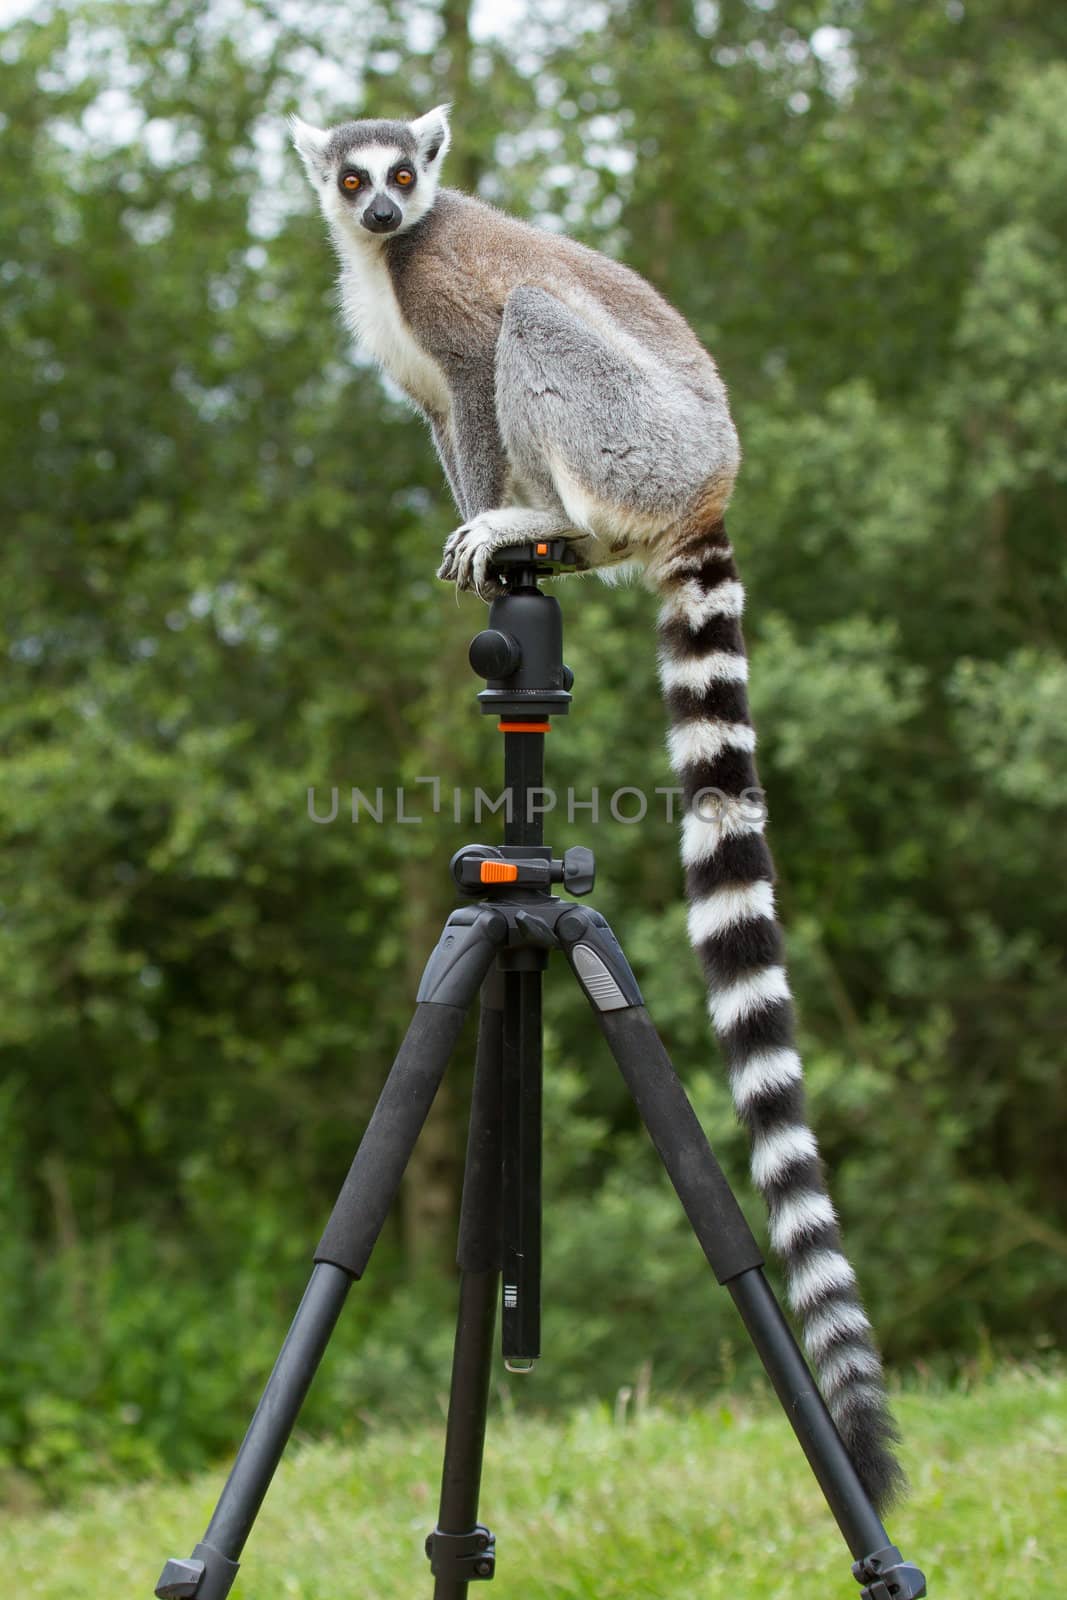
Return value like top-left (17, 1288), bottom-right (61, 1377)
top-left (438, 510), bottom-right (589, 598)
top-left (437, 514), bottom-right (520, 599)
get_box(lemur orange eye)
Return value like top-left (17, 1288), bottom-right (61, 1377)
top-left (395, 168), bottom-right (415, 186)
top-left (341, 172), bottom-right (361, 191)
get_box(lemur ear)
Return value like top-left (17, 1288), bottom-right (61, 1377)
top-left (289, 114), bottom-right (331, 181)
top-left (410, 103), bottom-right (451, 168)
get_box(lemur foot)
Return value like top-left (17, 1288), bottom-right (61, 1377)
top-left (438, 510), bottom-right (584, 599)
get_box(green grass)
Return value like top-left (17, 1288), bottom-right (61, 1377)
top-left (3, 1366), bottom-right (1063, 1597)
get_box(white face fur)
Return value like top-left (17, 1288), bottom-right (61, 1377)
top-left (289, 106), bottom-right (452, 247)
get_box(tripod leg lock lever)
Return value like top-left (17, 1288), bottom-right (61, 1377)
top-left (853, 1545), bottom-right (927, 1600)
top-left (425, 1524), bottom-right (497, 1581)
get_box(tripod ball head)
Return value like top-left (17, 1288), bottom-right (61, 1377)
top-left (470, 555), bottom-right (574, 718)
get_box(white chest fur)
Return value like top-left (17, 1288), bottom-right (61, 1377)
top-left (336, 240), bottom-right (452, 419)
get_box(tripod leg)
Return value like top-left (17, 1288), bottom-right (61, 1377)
top-left (427, 970), bottom-right (505, 1598)
top-left (154, 908), bottom-right (506, 1600)
top-left (555, 907), bottom-right (927, 1600)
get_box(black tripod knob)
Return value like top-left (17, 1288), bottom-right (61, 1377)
top-left (469, 629), bottom-right (522, 679)
top-left (562, 847), bottom-right (595, 896)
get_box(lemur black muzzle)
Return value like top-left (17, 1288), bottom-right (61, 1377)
top-left (362, 199), bottom-right (402, 234)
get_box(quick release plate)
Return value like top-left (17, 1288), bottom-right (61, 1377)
top-left (490, 539), bottom-right (580, 578)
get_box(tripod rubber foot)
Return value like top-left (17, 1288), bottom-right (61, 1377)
top-left (155, 1559), bottom-right (204, 1599)
top-left (853, 1545), bottom-right (927, 1599)
top-left (155, 1543), bottom-right (240, 1600)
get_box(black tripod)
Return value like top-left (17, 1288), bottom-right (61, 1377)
top-left (154, 543), bottom-right (926, 1600)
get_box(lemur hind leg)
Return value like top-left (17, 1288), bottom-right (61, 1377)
top-left (494, 284), bottom-right (728, 569)
top-left (439, 284), bottom-right (733, 596)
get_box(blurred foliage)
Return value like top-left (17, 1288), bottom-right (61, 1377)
top-left (0, 0), bottom-right (1065, 1501)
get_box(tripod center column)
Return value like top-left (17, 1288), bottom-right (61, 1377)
top-left (468, 550), bottom-right (576, 1370)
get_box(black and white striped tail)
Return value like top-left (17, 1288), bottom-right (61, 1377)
top-left (654, 515), bottom-right (904, 1513)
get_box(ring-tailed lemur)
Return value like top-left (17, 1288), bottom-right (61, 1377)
top-left (292, 103), bottom-right (903, 1510)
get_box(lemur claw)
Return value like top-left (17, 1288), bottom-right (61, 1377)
top-left (438, 517), bottom-right (512, 600)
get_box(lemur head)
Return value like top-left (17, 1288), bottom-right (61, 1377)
top-left (290, 105), bottom-right (451, 242)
